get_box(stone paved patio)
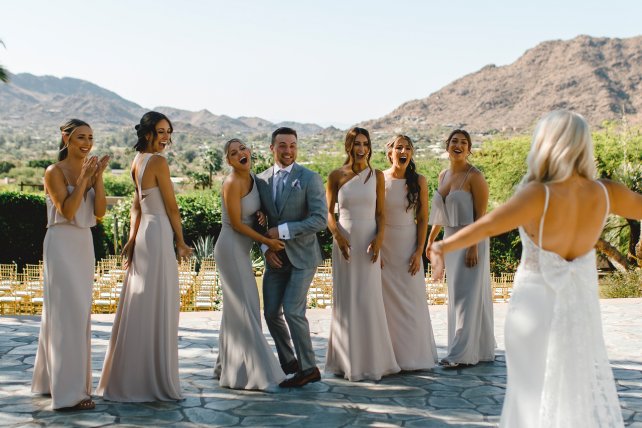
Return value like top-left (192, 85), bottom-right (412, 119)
top-left (1, 299), bottom-right (641, 427)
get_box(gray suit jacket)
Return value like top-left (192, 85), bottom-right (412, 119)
top-left (256, 163), bottom-right (327, 269)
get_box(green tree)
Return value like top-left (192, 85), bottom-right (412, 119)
top-left (474, 136), bottom-right (531, 205)
top-left (594, 121), bottom-right (642, 268)
top-left (0, 161), bottom-right (16, 174)
top-left (27, 159), bottom-right (55, 169)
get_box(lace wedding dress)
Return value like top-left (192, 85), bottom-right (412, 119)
top-left (500, 182), bottom-right (623, 427)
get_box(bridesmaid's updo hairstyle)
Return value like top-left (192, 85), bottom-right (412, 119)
top-left (343, 127), bottom-right (374, 182)
top-left (445, 129), bottom-right (472, 153)
top-left (386, 135), bottom-right (420, 212)
top-left (133, 111), bottom-right (173, 152)
top-left (59, 119), bottom-right (91, 161)
top-left (521, 110), bottom-right (596, 188)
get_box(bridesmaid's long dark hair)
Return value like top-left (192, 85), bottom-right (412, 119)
top-left (134, 111), bottom-right (173, 152)
top-left (58, 119), bottom-right (90, 161)
top-left (386, 135), bottom-right (420, 212)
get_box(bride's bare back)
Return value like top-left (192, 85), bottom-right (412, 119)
top-left (523, 178), bottom-right (608, 261)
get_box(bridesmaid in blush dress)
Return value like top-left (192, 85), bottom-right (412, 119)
top-left (426, 129), bottom-right (495, 368)
top-left (381, 135), bottom-right (438, 370)
top-left (325, 127), bottom-right (400, 381)
top-left (213, 138), bottom-right (286, 390)
top-left (429, 111), bottom-right (633, 427)
top-left (97, 112), bottom-right (192, 402)
top-left (32, 119), bottom-right (109, 411)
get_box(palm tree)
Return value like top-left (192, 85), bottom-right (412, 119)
top-left (0, 39), bottom-right (9, 83)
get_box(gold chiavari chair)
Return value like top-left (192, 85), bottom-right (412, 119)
top-left (193, 258), bottom-right (220, 311)
top-left (178, 258), bottom-right (197, 311)
top-left (0, 263), bottom-right (19, 294)
top-left (308, 265), bottom-right (333, 308)
top-left (22, 263), bottom-right (44, 314)
top-left (92, 275), bottom-right (119, 314)
top-left (425, 266), bottom-right (448, 305)
top-left (497, 272), bottom-right (515, 302)
top-left (0, 263), bottom-right (21, 315)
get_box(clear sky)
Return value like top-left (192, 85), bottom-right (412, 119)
top-left (1, 0), bottom-right (641, 127)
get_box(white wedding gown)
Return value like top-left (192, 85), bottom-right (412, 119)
top-left (500, 182), bottom-right (623, 427)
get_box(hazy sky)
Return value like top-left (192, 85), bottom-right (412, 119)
top-left (2, 0), bottom-right (641, 127)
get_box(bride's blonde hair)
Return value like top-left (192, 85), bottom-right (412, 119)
top-left (520, 110), bottom-right (597, 187)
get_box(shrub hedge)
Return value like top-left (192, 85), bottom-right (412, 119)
top-left (0, 191), bottom-right (108, 268)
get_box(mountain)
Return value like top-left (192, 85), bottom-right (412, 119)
top-left (362, 35), bottom-right (642, 134)
top-left (3, 35), bottom-right (642, 142)
top-left (0, 73), bottom-right (327, 137)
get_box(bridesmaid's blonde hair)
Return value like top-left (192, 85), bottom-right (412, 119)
top-left (520, 110), bottom-right (597, 187)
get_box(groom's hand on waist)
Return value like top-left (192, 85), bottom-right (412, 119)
top-left (265, 249), bottom-right (283, 268)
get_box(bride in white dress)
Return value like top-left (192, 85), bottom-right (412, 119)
top-left (429, 110), bottom-right (640, 427)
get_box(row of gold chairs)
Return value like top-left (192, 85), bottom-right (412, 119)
top-left (0, 262), bottom-right (44, 315)
top-left (1, 259), bottom-right (515, 315)
top-left (307, 261), bottom-right (515, 308)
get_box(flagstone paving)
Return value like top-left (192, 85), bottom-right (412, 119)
top-left (1, 299), bottom-right (641, 427)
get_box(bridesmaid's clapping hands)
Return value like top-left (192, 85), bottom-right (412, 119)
top-left (94, 155), bottom-right (110, 178)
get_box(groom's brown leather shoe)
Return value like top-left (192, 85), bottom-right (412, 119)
top-left (279, 367), bottom-right (321, 388)
top-left (281, 359), bottom-right (299, 375)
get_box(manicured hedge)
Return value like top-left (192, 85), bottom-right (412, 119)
top-left (2, 189), bottom-right (329, 267)
top-left (0, 191), bottom-right (108, 268)
top-left (102, 191), bottom-right (223, 253)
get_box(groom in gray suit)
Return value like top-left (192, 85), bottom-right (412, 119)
top-left (256, 127), bottom-right (327, 388)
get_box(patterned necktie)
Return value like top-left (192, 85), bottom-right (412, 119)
top-left (275, 169), bottom-right (288, 211)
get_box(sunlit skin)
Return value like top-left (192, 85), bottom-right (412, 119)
top-left (426, 132), bottom-right (489, 268)
top-left (44, 125), bottom-right (109, 222)
top-left (383, 137), bottom-right (429, 275)
top-left (326, 132), bottom-right (385, 264)
top-left (222, 140), bottom-right (284, 253)
top-left (264, 133), bottom-right (299, 268)
top-left (122, 118), bottom-right (192, 268)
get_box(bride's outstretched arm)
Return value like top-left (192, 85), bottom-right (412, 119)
top-left (602, 179), bottom-right (642, 220)
top-left (434, 182), bottom-right (545, 256)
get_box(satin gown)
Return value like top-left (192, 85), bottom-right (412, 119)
top-left (213, 178), bottom-right (285, 390)
top-left (325, 169), bottom-right (400, 381)
top-left (97, 153), bottom-right (182, 402)
top-left (500, 182), bottom-right (623, 427)
top-left (381, 177), bottom-right (438, 370)
top-left (428, 175), bottom-right (495, 365)
top-left (32, 181), bottom-right (96, 409)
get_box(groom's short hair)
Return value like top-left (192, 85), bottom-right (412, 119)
top-left (271, 127), bottom-right (298, 145)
